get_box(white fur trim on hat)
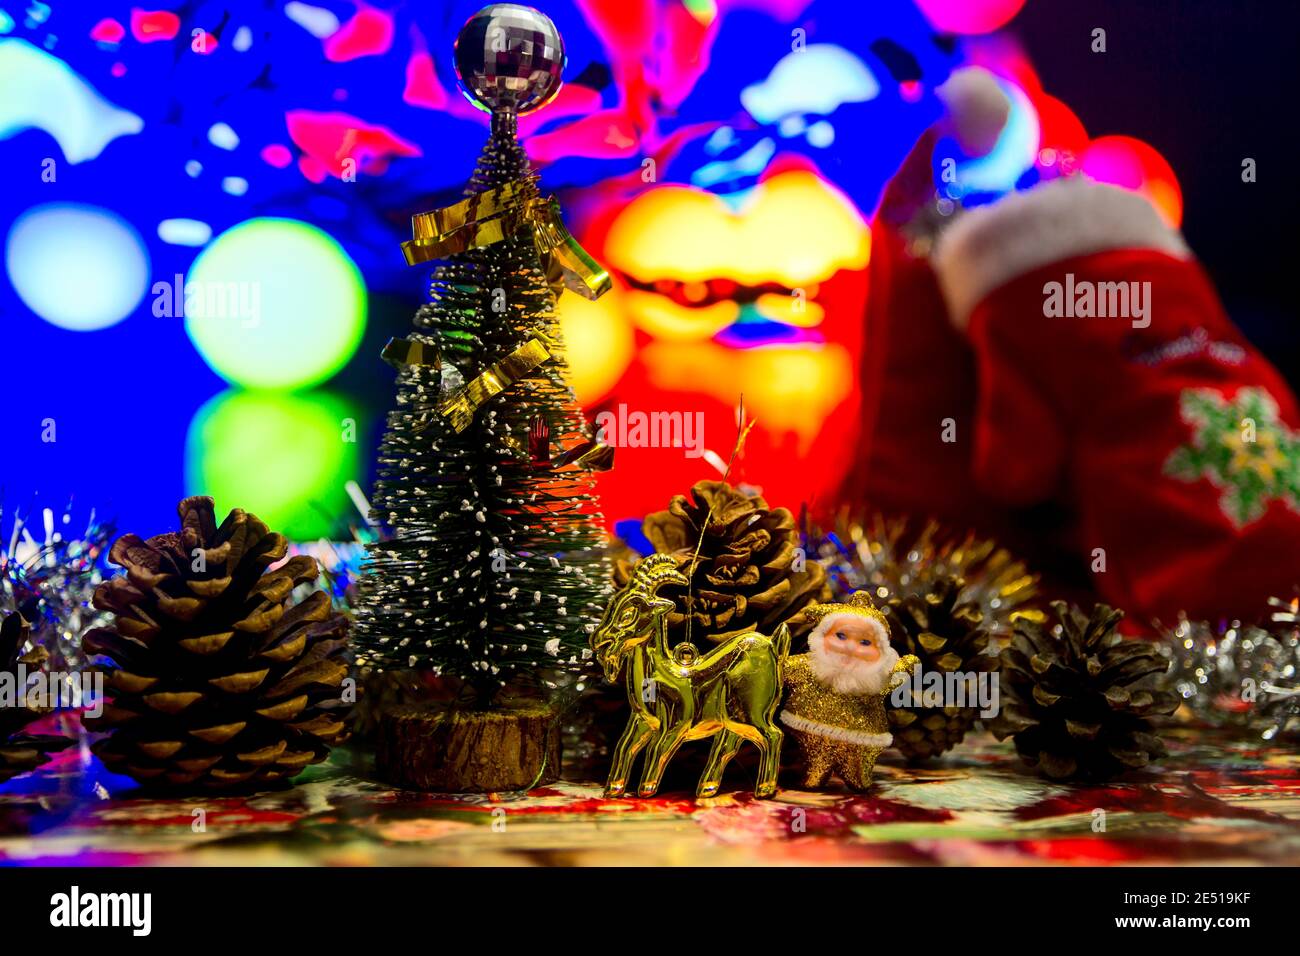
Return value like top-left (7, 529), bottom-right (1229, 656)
top-left (932, 178), bottom-right (1192, 329)
top-left (779, 711), bottom-right (894, 748)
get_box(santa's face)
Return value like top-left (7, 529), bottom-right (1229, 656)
top-left (822, 615), bottom-right (884, 664)
top-left (809, 613), bottom-right (899, 696)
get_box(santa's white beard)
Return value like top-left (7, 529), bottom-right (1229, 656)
top-left (808, 630), bottom-right (899, 696)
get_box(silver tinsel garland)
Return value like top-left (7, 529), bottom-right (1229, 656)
top-left (1157, 596), bottom-right (1300, 741)
top-left (0, 502), bottom-right (115, 697)
top-left (287, 479), bottom-right (386, 613)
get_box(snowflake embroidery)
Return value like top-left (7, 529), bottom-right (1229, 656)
top-left (1164, 387), bottom-right (1300, 528)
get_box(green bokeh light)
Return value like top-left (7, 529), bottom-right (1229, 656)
top-left (185, 389), bottom-right (362, 540)
top-left (185, 218), bottom-right (366, 390)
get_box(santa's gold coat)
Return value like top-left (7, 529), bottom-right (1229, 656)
top-left (780, 652), bottom-right (919, 790)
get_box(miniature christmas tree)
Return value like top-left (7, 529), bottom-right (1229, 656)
top-left (354, 4), bottom-right (613, 735)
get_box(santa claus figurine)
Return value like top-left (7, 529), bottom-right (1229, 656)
top-left (781, 594), bottom-right (919, 791)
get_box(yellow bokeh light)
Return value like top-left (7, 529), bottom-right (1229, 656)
top-left (556, 285), bottom-right (636, 404)
top-left (642, 340), bottom-right (852, 453)
top-left (753, 292), bottom-right (825, 328)
top-left (622, 288), bottom-right (739, 342)
top-left (605, 170), bottom-right (870, 288)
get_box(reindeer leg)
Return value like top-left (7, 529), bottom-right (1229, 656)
top-left (638, 719), bottom-right (691, 797)
top-left (605, 714), bottom-right (654, 798)
top-left (727, 654), bottom-right (785, 799)
top-left (696, 730), bottom-right (743, 798)
top-left (753, 721), bottom-right (785, 799)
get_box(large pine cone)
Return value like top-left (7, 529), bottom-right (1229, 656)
top-left (614, 481), bottom-right (828, 644)
top-left (882, 576), bottom-right (997, 761)
top-left (989, 602), bottom-right (1177, 781)
top-left (83, 497), bottom-right (352, 791)
top-left (0, 613), bottom-right (73, 783)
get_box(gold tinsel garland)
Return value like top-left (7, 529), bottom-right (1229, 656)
top-left (806, 513), bottom-right (1044, 637)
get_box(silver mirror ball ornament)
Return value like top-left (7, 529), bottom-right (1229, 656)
top-left (454, 4), bottom-right (566, 116)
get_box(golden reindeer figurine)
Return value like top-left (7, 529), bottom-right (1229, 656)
top-left (591, 553), bottom-right (789, 799)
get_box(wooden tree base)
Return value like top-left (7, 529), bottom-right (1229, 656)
top-left (374, 701), bottom-right (561, 792)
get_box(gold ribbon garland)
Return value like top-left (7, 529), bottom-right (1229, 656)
top-left (551, 439), bottom-right (615, 472)
top-left (383, 331), bottom-right (563, 435)
top-left (382, 334), bottom-right (613, 468)
top-left (401, 179), bottom-right (612, 301)
top-left (381, 336), bottom-right (441, 370)
top-left (437, 333), bottom-right (555, 433)
top-left (383, 333), bottom-right (551, 434)
top-left (389, 179), bottom-right (612, 458)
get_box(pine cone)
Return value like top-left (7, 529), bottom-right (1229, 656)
top-left (882, 576), bottom-right (997, 761)
top-left (989, 602), bottom-right (1177, 781)
top-left (83, 497), bottom-right (353, 792)
top-left (614, 481), bottom-right (828, 644)
top-left (0, 613), bottom-right (74, 783)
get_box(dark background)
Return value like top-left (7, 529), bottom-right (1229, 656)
top-left (1015, 0), bottom-right (1299, 379)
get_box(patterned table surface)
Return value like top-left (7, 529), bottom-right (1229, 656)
top-left (2, 724), bottom-right (1298, 866)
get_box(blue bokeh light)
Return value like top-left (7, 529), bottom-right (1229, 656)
top-left (5, 202), bottom-right (150, 331)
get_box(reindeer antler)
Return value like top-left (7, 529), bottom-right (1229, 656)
top-left (628, 552), bottom-right (689, 595)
